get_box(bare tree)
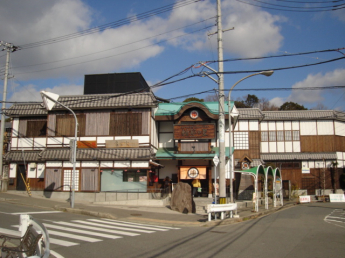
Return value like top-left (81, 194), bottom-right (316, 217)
top-left (311, 103), bottom-right (328, 110)
top-left (204, 94), bottom-right (219, 102)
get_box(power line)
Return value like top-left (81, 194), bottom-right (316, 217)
top-left (15, 25), bottom-right (214, 76)
top-left (13, 17), bottom-right (215, 70)
top-left (18, 0), bottom-right (203, 49)
top-left (236, 0), bottom-right (345, 12)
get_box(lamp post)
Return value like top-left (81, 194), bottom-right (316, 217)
top-left (40, 91), bottom-right (78, 208)
top-left (228, 70), bottom-right (274, 203)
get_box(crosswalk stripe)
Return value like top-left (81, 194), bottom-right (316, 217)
top-left (11, 211), bottom-right (63, 215)
top-left (11, 225), bottom-right (80, 247)
top-left (46, 229), bottom-right (102, 243)
top-left (88, 219), bottom-right (169, 231)
top-left (53, 221), bottom-right (139, 236)
top-left (0, 227), bottom-right (20, 237)
top-left (72, 220), bottom-right (155, 233)
top-left (49, 238), bottom-right (78, 247)
top-left (102, 218), bottom-right (181, 230)
top-left (43, 223), bottom-right (122, 239)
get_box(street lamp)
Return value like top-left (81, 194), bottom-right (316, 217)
top-left (40, 91), bottom-right (78, 208)
top-left (228, 70), bottom-right (274, 203)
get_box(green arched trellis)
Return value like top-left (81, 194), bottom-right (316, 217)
top-left (235, 164), bottom-right (265, 212)
top-left (274, 168), bottom-right (283, 207)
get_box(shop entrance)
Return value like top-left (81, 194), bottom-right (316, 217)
top-left (16, 165), bottom-right (26, 191)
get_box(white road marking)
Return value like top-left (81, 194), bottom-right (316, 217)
top-left (53, 221), bottom-right (139, 236)
top-left (43, 223), bottom-right (122, 239)
top-left (102, 218), bottom-right (181, 230)
top-left (72, 220), bottom-right (155, 233)
top-left (45, 229), bottom-right (102, 242)
top-left (0, 227), bottom-right (20, 237)
top-left (11, 211), bottom-right (62, 215)
top-left (89, 219), bottom-right (169, 231)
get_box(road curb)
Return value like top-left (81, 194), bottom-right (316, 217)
top-left (53, 203), bottom-right (297, 227)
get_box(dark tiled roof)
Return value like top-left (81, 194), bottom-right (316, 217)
top-left (261, 152), bottom-right (337, 161)
top-left (5, 148), bottom-right (152, 162)
top-left (237, 109), bottom-right (345, 122)
top-left (53, 92), bottom-right (157, 110)
top-left (237, 108), bottom-right (264, 119)
top-left (4, 150), bottom-right (42, 162)
top-left (40, 148), bottom-right (152, 161)
top-left (6, 92), bottom-right (158, 117)
top-left (5, 104), bottom-right (47, 117)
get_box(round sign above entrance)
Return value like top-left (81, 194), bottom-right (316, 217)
top-left (242, 162), bottom-right (250, 170)
top-left (190, 110), bottom-right (199, 119)
top-left (188, 167), bottom-right (199, 178)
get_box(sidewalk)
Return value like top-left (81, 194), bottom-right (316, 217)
top-left (0, 191), bottom-right (296, 227)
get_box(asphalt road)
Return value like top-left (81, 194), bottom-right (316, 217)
top-left (0, 201), bottom-right (344, 258)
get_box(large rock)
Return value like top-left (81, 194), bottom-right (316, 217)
top-left (170, 182), bottom-right (194, 214)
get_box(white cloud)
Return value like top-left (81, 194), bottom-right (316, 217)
top-left (9, 83), bottom-right (83, 102)
top-left (287, 68), bottom-right (345, 104)
top-left (270, 97), bottom-right (285, 107)
top-left (0, 0), bottom-right (285, 83)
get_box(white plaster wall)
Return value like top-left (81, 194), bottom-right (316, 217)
top-left (48, 137), bottom-right (63, 145)
top-left (260, 121), bottom-right (268, 131)
top-left (285, 142), bottom-right (293, 152)
top-left (97, 137), bottom-right (114, 144)
top-left (82, 161), bottom-right (99, 167)
top-left (37, 163), bottom-right (45, 178)
top-left (33, 138), bottom-right (46, 149)
top-left (269, 142), bottom-right (277, 152)
top-left (9, 163), bottom-right (17, 177)
top-left (11, 138), bottom-right (18, 149)
top-left (293, 142), bottom-right (301, 152)
top-left (284, 121), bottom-right (291, 130)
top-left (100, 161), bottom-right (113, 167)
top-left (268, 121), bottom-right (276, 131)
top-left (317, 120), bottom-right (334, 135)
top-left (292, 121), bottom-right (299, 130)
top-left (131, 161), bottom-right (149, 168)
top-left (18, 138), bottom-right (33, 148)
top-left (12, 118), bottom-right (19, 137)
top-left (277, 142), bottom-right (285, 152)
top-left (239, 120), bottom-right (248, 131)
top-left (133, 136), bottom-right (149, 144)
top-left (335, 121), bottom-right (345, 136)
top-left (27, 165), bottom-right (36, 178)
top-left (308, 161), bottom-right (315, 168)
top-left (80, 137), bottom-right (97, 141)
top-left (276, 121), bottom-right (284, 130)
top-left (46, 161), bottom-right (63, 167)
top-left (300, 121), bottom-right (317, 135)
top-left (261, 142), bottom-right (269, 153)
top-left (63, 161), bottom-right (81, 167)
top-left (115, 136), bottom-right (131, 140)
top-left (249, 120), bottom-right (259, 131)
top-left (114, 161), bottom-right (130, 167)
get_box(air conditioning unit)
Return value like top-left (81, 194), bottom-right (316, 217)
top-left (29, 163), bottom-right (37, 169)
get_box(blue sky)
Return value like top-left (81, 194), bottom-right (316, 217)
top-left (0, 0), bottom-right (344, 110)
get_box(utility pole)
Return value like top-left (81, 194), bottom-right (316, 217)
top-left (216, 0), bottom-right (227, 204)
top-left (0, 41), bottom-right (19, 192)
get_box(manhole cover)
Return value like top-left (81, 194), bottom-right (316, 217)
top-left (130, 214), bottom-right (142, 216)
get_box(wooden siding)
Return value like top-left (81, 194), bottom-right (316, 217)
top-left (335, 135), bottom-right (345, 151)
top-left (300, 135), bottom-right (335, 152)
top-left (81, 168), bottom-right (99, 191)
top-left (234, 131), bottom-right (260, 159)
top-left (45, 168), bottom-right (62, 191)
top-left (180, 141), bottom-right (209, 152)
top-left (47, 114), bottom-right (56, 136)
top-left (56, 114), bottom-right (86, 137)
top-left (85, 111), bottom-right (110, 136)
top-left (109, 111), bottom-right (142, 136)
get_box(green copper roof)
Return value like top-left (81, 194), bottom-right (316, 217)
top-left (155, 101), bottom-right (235, 116)
top-left (155, 147), bottom-right (233, 160)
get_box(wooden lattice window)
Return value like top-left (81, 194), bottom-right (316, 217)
top-left (109, 112), bottom-right (142, 136)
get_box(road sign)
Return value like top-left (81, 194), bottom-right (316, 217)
top-left (213, 155), bottom-right (219, 167)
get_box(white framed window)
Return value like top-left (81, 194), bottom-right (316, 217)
top-left (234, 132), bottom-right (249, 149)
